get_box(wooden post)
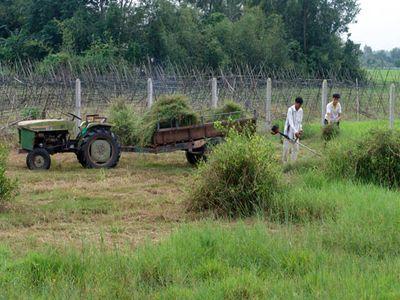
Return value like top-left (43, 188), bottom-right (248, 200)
top-left (321, 79), bottom-right (328, 125)
top-left (266, 77), bottom-right (272, 128)
top-left (75, 79), bottom-right (81, 129)
top-left (389, 84), bottom-right (395, 129)
top-left (147, 78), bottom-right (153, 108)
top-left (211, 77), bottom-right (218, 109)
top-left (356, 78), bottom-right (360, 121)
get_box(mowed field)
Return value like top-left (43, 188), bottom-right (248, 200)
top-left (1, 120), bottom-right (400, 298)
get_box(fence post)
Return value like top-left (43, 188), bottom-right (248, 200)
top-left (75, 79), bottom-right (81, 129)
top-left (147, 78), bottom-right (153, 108)
top-left (356, 78), bottom-right (360, 121)
top-left (266, 77), bottom-right (272, 128)
top-left (211, 77), bottom-right (218, 109)
top-left (321, 79), bottom-right (328, 125)
top-left (389, 83), bottom-right (395, 129)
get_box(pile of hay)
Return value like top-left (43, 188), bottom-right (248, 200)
top-left (214, 101), bottom-right (244, 120)
top-left (188, 129), bottom-right (282, 217)
top-left (138, 95), bottom-right (199, 146)
top-left (109, 95), bottom-right (198, 146)
top-left (325, 129), bottom-right (400, 188)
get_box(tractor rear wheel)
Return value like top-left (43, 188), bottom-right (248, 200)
top-left (78, 128), bottom-right (121, 169)
top-left (26, 148), bottom-right (51, 170)
top-left (186, 146), bottom-right (207, 166)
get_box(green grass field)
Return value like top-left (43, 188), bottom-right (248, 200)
top-left (366, 68), bottom-right (400, 84)
top-left (1, 120), bottom-right (400, 298)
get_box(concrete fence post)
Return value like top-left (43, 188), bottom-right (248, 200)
top-left (147, 78), bottom-right (154, 108)
top-left (321, 79), bottom-right (328, 125)
top-left (266, 77), bottom-right (272, 128)
top-left (356, 78), bottom-right (360, 121)
top-left (211, 77), bottom-right (218, 109)
top-left (389, 83), bottom-right (395, 129)
top-left (75, 79), bottom-right (81, 129)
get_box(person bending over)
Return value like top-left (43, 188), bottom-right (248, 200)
top-left (325, 93), bottom-right (342, 126)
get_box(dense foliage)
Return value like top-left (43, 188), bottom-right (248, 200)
top-left (0, 0), bottom-right (362, 77)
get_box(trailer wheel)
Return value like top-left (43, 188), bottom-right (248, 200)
top-left (26, 148), bottom-right (51, 170)
top-left (78, 128), bottom-right (121, 169)
top-left (186, 147), bottom-right (207, 166)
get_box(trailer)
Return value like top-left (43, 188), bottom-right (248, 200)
top-left (121, 111), bottom-right (257, 165)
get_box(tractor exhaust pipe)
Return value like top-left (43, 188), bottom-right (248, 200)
top-left (271, 125), bottom-right (321, 157)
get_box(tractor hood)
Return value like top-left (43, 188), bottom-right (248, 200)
top-left (18, 119), bottom-right (74, 132)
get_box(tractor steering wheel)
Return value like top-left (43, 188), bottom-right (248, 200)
top-left (66, 112), bottom-right (82, 121)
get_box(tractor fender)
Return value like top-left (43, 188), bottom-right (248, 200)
top-left (81, 123), bottom-right (112, 137)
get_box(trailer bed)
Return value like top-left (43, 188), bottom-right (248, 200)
top-left (121, 115), bottom-right (256, 154)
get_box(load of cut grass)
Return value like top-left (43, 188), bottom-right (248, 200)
top-left (108, 98), bottom-right (140, 146)
top-left (138, 94), bottom-right (198, 146)
top-left (322, 124), bottom-right (340, 141)
top-left (216, 100), bottom-right (243, 119)
top-left (188, 129), bottom-right (282, 217)
top-left (325, 129), bottom-right (400, 188)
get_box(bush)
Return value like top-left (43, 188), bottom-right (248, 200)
top-left (322, 124), bottom-right (340, 141)
top-left (139, 94), bottom-right (198, 146)
top-left (325, 129), bottom-right (400, 188)
top-left (0, 144), bottom-right (17, 208)
top-left (108, 98), bottom-right (140, 146)
top-left (188, 130), bottom-right (282, 217)
top-left (21, 107), bottom-right (41, 120)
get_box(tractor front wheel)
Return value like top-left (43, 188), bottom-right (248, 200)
top-left (78, 128), bottom-right (121, 169)
top-left (26, 148), bottom-right (51, 170)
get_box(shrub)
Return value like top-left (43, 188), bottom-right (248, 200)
top-left (139, 94), bottom-right (198, 146)
top-left (108, 98), bottom-right (140, 146)
top-left (188, 130), bottom-right (282, 217)
top-left (0, 144), bottom-right (17, 208)
top-left (325, 129), bottom-right (400, 188)
top-left (21, 107), bottom-right (41, 120)
top-left (322, 124), bottom-right (340, 141)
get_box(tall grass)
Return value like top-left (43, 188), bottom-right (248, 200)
top-left (0, 144), bottom-right (17, 209)
top-left (325, 129), bottom-right (400, 188)
top-left (189, 129), bottom-right (283, 217)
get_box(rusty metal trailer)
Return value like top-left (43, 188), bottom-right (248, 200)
top-left (121, 112), bottom-right (257, 165)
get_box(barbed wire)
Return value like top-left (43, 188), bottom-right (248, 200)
top-left (0, 64), bottom-right (399, 127)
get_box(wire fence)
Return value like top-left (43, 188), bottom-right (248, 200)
top-left (0, 66), bottom-right (399, 129)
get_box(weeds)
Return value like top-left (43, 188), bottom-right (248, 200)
top-left (189, 130), bottom-right (282, 217)
top-left (325, 129), bottom-right (400, 188)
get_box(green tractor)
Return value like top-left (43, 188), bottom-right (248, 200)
top-left (17, 113), bottom-right (121, 170)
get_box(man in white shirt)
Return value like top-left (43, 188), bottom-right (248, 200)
top-left (283, 97), bottom-right (303, 163)
top-left (324, 93), bottom-right (342, 125)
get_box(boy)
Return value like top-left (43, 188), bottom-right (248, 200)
top-left (325, 93), bottom-right (342, 125)
top-left (283, 97), bottom-right (303, 163)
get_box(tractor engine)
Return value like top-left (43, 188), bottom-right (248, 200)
top-left (34, 131), bottom-right (69, 149)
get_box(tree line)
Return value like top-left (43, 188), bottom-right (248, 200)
top-left (0, 0), bottom-right (363, 77)
top-left (361, 46), bottom-right (400, 68)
